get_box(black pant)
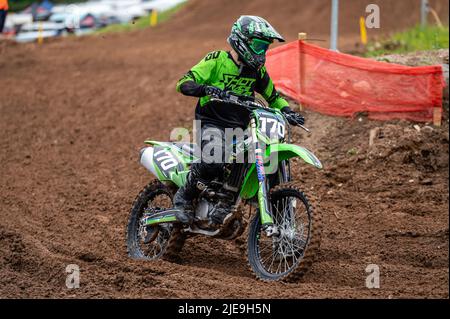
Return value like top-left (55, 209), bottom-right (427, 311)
top-left (179, 124), bottom-right (228, 201)
top-left (0, 10), bottom-right (7, 34)
top-left (191, 124), bottom-right (227, 183)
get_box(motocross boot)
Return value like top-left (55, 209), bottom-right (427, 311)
top-left (173, 170), bottom-right (202, 225)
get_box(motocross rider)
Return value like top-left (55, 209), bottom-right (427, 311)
top-left (174, 15), bottom-right (305, 225)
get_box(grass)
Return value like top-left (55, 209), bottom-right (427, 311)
top-left (94, 2), bottom-right (186, 35)
top-left (365, 25), bottom-right (449, 57)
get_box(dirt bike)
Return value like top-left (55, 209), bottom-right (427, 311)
top-left (126, 93), bottom-right (323, 281)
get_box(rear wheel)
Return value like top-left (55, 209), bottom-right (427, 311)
top-left (126, 180), bottom-right (186, 261)
top-left (247, 182), bottom-right (322, 281)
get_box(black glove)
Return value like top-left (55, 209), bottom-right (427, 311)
top-left (203, 86), bottom-right (229, 99)
top-left (281, 106), bottom-right (305, 126)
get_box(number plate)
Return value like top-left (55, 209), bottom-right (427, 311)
top-left (255, 110), bottom-right (286, 142)
top-left (153, 147), bottom-right (184, 179)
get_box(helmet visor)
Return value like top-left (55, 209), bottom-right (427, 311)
top-left (248, 38), bottom-right (271, 55)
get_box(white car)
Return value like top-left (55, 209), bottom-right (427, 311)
top-left (4, 13), bottom-right (33, 32)
top-left (51, 0), bottom-right (147, 25)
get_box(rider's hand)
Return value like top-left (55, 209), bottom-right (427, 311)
top-left (204, 86), bottom-right (229, 99)
top-left (281, 107), bottom-right (305, 126)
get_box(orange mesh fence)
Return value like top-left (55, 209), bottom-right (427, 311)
top-left (266, 41), bottom-right (446, 123)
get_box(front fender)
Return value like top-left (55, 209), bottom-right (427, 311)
top-left (267, 143), bottom-right (322, 169)
top-left (240, 143), bottom-right (322, 200)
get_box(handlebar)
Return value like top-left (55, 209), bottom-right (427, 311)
top-left (210, 94), bottom-right (273, 112)
top-left (210, 93), bottom-right (310, 132)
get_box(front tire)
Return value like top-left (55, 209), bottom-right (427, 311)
top-left (247, 182), bottom-right (322, 281)
top-left (126, 180), bottom-right (186, 261)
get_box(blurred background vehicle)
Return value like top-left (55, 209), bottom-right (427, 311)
top-left (2, 0), bottom-right (187, 41)
top-left (14, 20), bottom-right (66, 42)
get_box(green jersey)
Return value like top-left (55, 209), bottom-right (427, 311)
top-left (176, 50), bottom-right (288, 129)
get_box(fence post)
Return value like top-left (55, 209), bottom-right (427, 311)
top-left (150, 9), bottom-right (158, 27)
top-left (330, 0), bottom-right (339, 51)
top-left (38, 22), bottom-right (44, 45)
top-left (359, 16), bottom-right (368, 46)
top-left (421, 0), bottom-right (429, 27)
top-left (433, 108), bottom-right (442, 127)
top-left (298, 33), bottom-right (307, 111)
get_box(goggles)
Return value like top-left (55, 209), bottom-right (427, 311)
top-left (248, 38), bottom-right (272, 55)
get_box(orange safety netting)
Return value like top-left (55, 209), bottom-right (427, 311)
top-left (266, 41), bottom-right (446, 122)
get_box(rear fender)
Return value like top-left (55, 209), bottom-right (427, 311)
top-left (139, 146), bottom-right (188, 187)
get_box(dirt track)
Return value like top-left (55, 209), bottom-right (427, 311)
top-left (0, 0), bottom-right (448, 298)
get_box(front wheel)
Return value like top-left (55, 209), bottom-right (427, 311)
top-left (247, 182), bottom-right (322, 281)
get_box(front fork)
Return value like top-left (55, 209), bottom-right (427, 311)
top-left (250, 118), bottom-right (279, 237)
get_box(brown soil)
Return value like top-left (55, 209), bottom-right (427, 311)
top-left (0, 0), bottom-right (448, 298)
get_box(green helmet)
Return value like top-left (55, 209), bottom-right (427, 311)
top-left (227, 16), bottom-right (285, 71)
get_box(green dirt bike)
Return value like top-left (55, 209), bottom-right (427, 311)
top-left (126, 94), bottom-right (323, 281)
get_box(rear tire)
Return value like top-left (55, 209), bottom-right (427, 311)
top-left (247, 182), bottom-right (322, 281)
top-left (126, 180), bottom-right (186, 261)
